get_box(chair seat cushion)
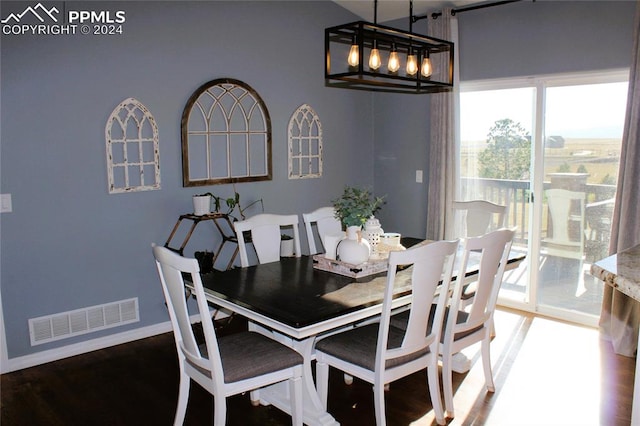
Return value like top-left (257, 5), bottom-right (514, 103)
top-left (315, 323), bottom-right (429, 371)
top-left (390, 306), bottom-right (483, 342)
top-left (200, 331), bottom-right (302, 383)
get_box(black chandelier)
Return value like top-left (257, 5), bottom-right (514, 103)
top-left (325, 0), bottom-right (454, 94)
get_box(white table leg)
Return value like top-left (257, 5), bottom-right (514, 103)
top-left (632, 328), bottom-right (640, 425)
top-left (250, 324), bottom-right (338, 426)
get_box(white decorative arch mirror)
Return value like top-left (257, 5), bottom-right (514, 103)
top-left (105, 98), bottom-right (160, 194)
top-left (288, 104), bottom-right (323, 179)
top-left (181, 78), bottom-right (272, 186)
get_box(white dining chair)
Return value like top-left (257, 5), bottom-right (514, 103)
top-left (302, 206), bottom-right (342, 255)
top-left (314, 239), bottom-right (459, 426)
top-left (452, 200), bottom-right (507, 238)
top-left (452, 200), bottom-right (507, 309)
top-left (302, 207), bottom-right (354, 387)
top-left (543, 188), bottom-right (586, 260)
top-left (440, 228), bottom-right (515, 418)
top-left (543, 188), bottom-right (588, 297)
top-left (234, 213), bottom-right (302, 267)
top-left (152, 245), bottom-right (303, 426)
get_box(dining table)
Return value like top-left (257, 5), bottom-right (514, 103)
top-left (194, 238), bottom-right (526, 426)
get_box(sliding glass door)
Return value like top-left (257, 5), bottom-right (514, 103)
top-left (458, 71), bottom-right (628, 326)
top-left (459, 86), bottom-right (534, 306)
top-left (536, 79), bottom-right (627, 322)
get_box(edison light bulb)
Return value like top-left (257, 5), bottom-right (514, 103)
top-left (421, 56), bottom-right (433, 78)
top-left (348, 44), bottom-right (359, 67)
top-left (388, 49), bottom-right (400, 73)
top-left (406, 53), bottom-right (418, 76)
top-left (369, 43), bottom-right (381, 71)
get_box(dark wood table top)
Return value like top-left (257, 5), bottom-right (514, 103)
top-left (201, 255), bottom-right (395, 329)
top-left (199, 237), bottom-right (425, 329)
top-left (198, 237), bottom-right (526, 333)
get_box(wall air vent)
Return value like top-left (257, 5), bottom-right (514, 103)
top-left (28, 298), bottom-right (139, 346)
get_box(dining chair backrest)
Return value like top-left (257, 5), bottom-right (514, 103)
top-left (152, 244), bottom-right (303, 425)
top-left (234, 213), bottom-right (302, 267)
top-left (153, 244), bottom-right (224, 389)
top-left (449, 228), bottom-right (515, 333)
top-left (380, 240), bottom-right (458, 369)
top-left (302, 206), bottom-right (342, 255)
top-left (440, 228), bottom-right (515, 418)
top-left (543, 188), bottom-right (585, 259)
top-left (314, 239), bottom-right (459, 425)
top-left (452, 200), bottom-right (506, 238)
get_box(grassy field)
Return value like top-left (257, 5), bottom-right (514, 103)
top-left (544, 138), bottom-right (620, 185)
top-left (461, 137), bottom-right (621, 185)
top-left (460, 137), bottom-right (619, 251)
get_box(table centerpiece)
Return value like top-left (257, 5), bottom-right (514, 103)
top-left (331, 186), bottom-right (385, 265)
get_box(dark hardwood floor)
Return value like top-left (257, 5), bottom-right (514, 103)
top-left (1, 308), bottom-right (635, 426)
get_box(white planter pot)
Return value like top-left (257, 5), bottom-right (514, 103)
top-left (193, 195), bottom-right (212, 216)
top-left (323, 231), bottom-right (346, 260)
top-left (280, 239), bottom-right (295, 257)
top-left (337, 226), bottom-right (371, 265)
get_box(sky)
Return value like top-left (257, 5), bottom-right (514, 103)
top-left (460, 81), bottom-right (628, 142)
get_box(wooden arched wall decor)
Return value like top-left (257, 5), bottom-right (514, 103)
top-left (105, 98), bottom-right (160, 194)
top-left (288, 104), bottom-right (323, 179)
top-left (181, 78), bottom-right (272, 187)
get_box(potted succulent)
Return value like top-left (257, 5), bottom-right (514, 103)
top-left (331, 186), bottom-right (385, 264)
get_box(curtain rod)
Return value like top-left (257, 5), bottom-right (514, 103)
top-left (412, 0), bottom-right (525, 22)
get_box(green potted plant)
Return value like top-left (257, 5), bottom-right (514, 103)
top-left (211, 185), bottom-right (264, 221)
top-left (193, 184), bottom-right (264, 220)
top-left (331, 186), bottom-right (385, 264)
top-left (332, 186), bottom-right (385, 228)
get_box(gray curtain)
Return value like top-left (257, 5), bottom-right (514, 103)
top-left (425, 9), bottom-right (459, 241)
top-left (599, 0), bottom-right (640, 357)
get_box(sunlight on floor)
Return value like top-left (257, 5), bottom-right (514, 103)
top-left (411, 309), bottom-right (603, 426)
top-left (483, 312), bottom-right (601, 425)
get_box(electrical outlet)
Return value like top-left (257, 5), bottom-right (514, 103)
top-left (1, 194), bottom-right (12, 213)
top-left (415, 170), bottom-right (423, 183)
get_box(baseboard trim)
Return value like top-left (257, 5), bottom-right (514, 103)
top-left (1, 321), bottom-right (172, 374)
top-left (1, 310), bottom-right (229, 374)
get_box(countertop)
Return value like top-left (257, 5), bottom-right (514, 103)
top-left (591, 244), bottom-right (640, 302)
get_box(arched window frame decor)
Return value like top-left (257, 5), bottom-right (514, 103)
top-left (288, 104), bottom-right (323, 179)
top-left (181, 78), bottom-right (272, 187)
top-left (105, 98), bottom-right (160, 194)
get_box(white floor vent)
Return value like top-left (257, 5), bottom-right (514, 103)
top-left (28, 298), bottom-right (139, 346)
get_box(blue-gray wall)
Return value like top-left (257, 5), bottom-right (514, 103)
top-left (373, 92), bottom-right (430, 237)
top-left (374, 0), bottom-right (636, 236)
top-left (457, 0), bottom-right (636, 81)
top-left (0, 0), bottom-right (372, 360)
top-left (1, 0), bottom-right (637, 364)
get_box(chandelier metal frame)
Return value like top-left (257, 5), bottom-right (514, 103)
top-left (324, 19), bottom-right (454, 94)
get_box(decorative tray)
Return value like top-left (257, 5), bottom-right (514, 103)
top-left (312, 245), bottom-right (405, 278)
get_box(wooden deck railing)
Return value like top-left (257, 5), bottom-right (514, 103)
top-left (459, 177), bottom-right (616, 250)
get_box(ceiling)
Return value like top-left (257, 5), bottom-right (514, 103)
top-left (332, 0), bottom-right (480, 23)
